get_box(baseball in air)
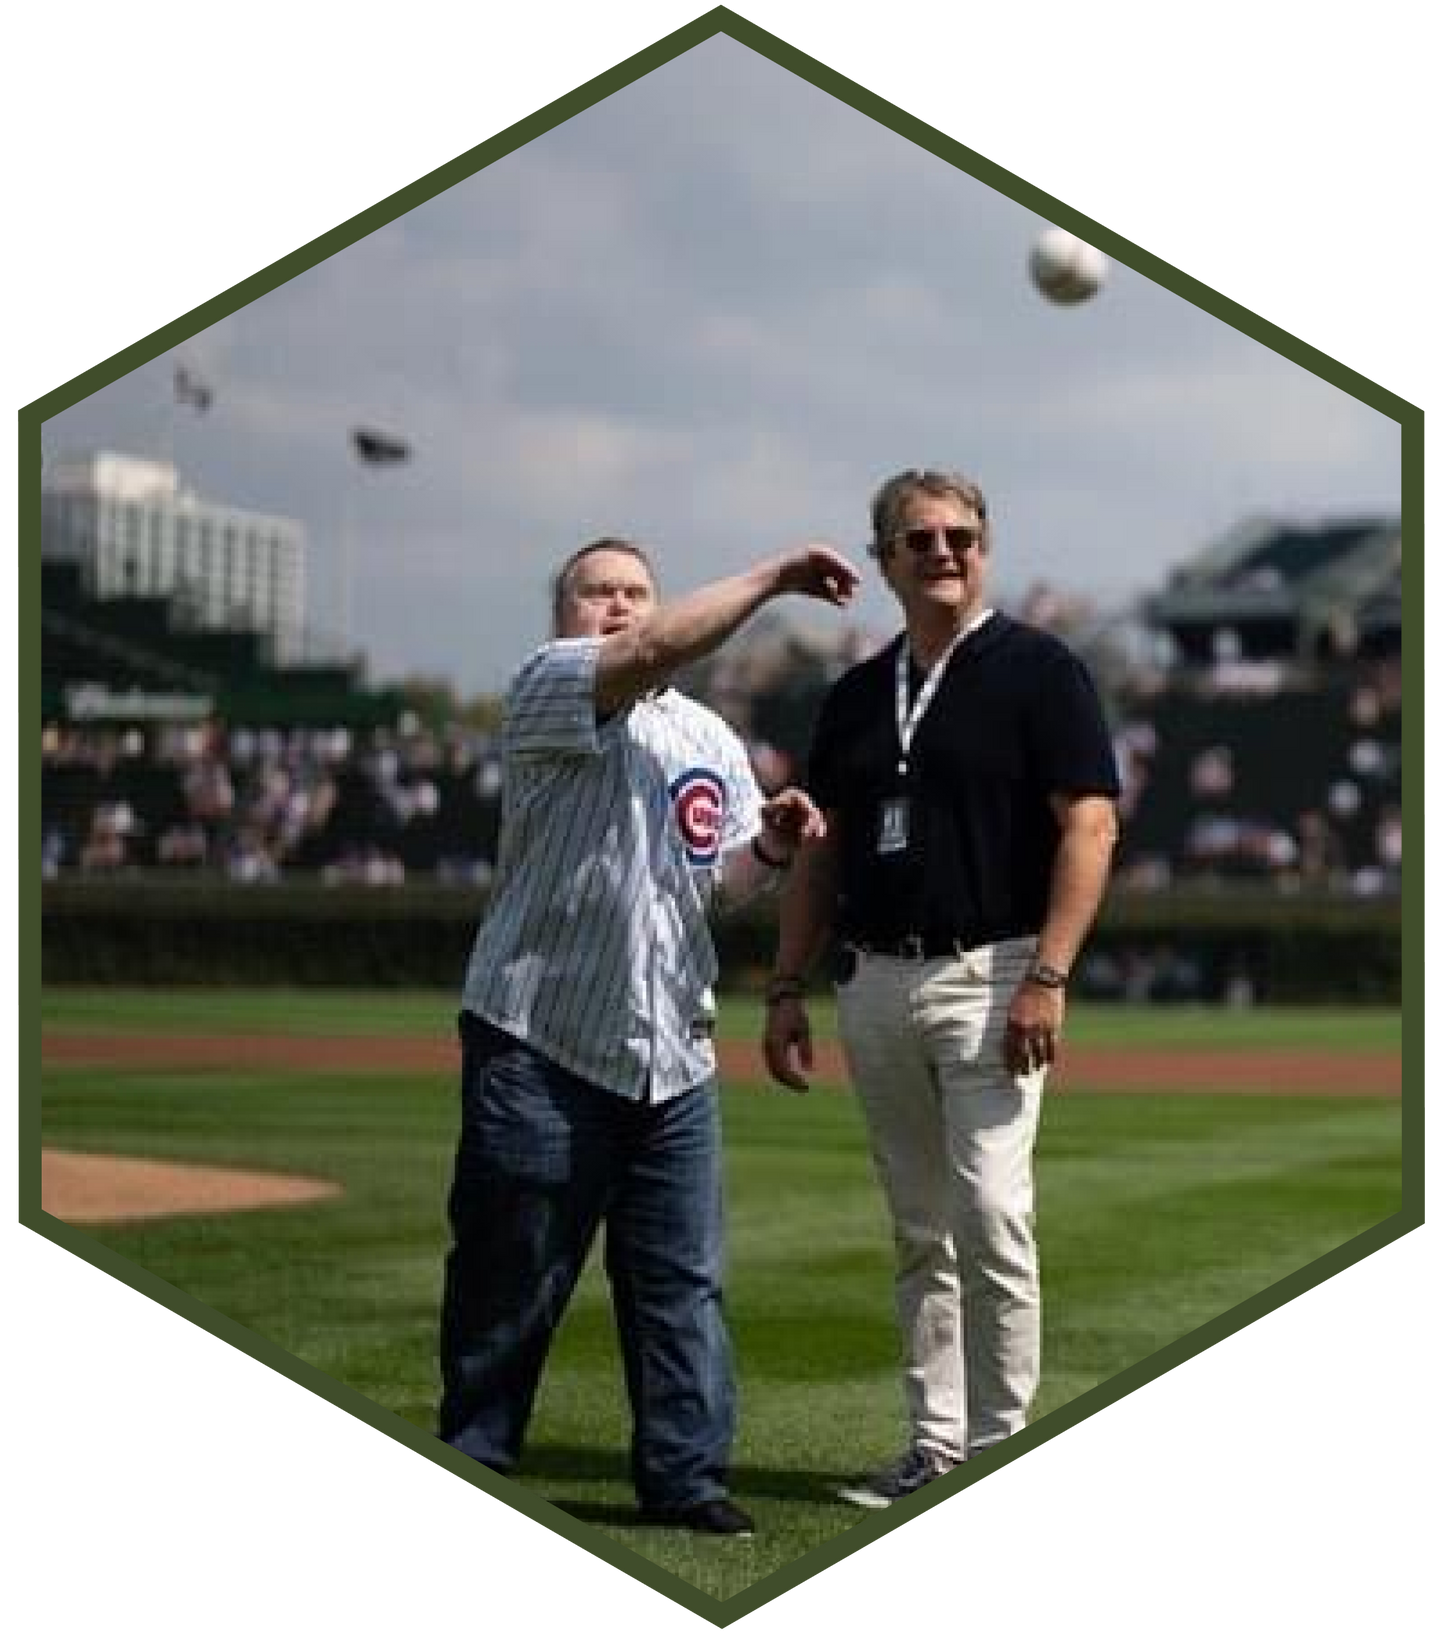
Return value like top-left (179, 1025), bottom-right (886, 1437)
top-left (1029, 230), bottom-right (1108, 305)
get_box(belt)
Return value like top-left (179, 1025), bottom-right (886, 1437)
top-left (848, 933), bottom-right (982, 961)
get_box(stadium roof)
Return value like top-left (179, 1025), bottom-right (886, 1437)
top-left (1148, 516), bottom-right (1400, 638)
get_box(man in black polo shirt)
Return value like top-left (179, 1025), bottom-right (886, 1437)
top-left (763, 468), bottom-right (1119, 1507)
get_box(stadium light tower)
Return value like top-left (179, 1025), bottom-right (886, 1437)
top-left (338, 425), bottom-right (411, 661)
top-left (167, 362), bottom-right (213, 472)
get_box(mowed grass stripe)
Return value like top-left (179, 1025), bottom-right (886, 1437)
top-left (40, 987), bottom-right (461, 1036)
top-left (38, 1052), bottom-right (1400, 1597)
top-left (40, 987), bottom-right (1403, 1056)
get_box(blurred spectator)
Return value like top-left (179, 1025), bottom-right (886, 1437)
top-left (324, 842), bottom-right (406, 886)
top-left (183, 757), bottom-right (235, 827)
top-left (225, 826), bottom-right (280, 883)
top-left (1112, 719), bottom-right (1157, 823)
top-left (1376, 804), bottom-right (1402, 870)
top-left (1221, 960), bottom-right (1258, 1009)
top-left (1327, 779), bottom-right (1362, 821)
top-left (42, 826), bottom-right (66, 879)
top-left (79, 805), bottom-right (130, 871)
top-left (1114, 855), bottom-right (1172, 891)
top-left (1075, 949), bottom-right (1124, 1000)
top-left (1184, 813), bottom-right (1242, 867)
top-left (1296, 809), bottom-right (1347, 890)
top-left (156, 821), bottom-right (209, 868)
top-left (1349, 684), bottom-right (1382, 729)
top-left (1153, 945), bottom-right (1206, 1003)
top-left (1347, 737), bottom-right (1389, 780)
top-left (1189, 745), bottom-right (1234, 800)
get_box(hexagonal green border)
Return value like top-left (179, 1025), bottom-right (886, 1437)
top-left (17, 6), bottom-right (1421, 1624)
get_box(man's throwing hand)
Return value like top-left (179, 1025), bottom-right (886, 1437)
top-left (772, 545), bottom-right (860, 607)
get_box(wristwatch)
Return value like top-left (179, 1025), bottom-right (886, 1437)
top-left (1024, 960), bottom-right (1069, 991)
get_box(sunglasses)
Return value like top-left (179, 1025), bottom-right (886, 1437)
top-left (887, 525), bottom-right (983, 555)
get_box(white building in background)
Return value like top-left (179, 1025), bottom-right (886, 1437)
top-left (40, 452), bottom-right (306, 663)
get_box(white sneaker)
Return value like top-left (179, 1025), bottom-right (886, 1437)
top-left (836, 1448), bottom-right (953, 1508)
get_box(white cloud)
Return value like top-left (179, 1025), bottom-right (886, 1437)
top-left (39, 32), bottom-right (1400, 694)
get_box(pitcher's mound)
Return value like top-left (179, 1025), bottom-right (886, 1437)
top-left (42, 1149), bottom-right (342, 1224)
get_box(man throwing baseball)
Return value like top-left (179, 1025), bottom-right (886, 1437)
top-left (439, 534), bottom-right (859, 1537)
top-left (763, 470), bottom-right (1119, 1505)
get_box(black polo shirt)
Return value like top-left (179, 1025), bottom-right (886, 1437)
top-left (807, 613), bottom-right (1120, 947)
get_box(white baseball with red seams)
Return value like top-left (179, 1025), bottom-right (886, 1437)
top-left (1029, 229), bottom-right (1108, 305)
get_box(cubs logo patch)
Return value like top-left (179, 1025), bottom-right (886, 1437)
top-left (669, 767), bottom-right (727, 867)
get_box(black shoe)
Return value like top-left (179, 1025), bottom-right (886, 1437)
top-left (638, 1497), bottom-right (755, 1537)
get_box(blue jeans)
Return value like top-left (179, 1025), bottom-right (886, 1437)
top-left (438, 1012), bottom-right (735, 1509)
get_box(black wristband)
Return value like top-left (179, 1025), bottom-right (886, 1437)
top-left (764, 975), bottom-right (806, 1005)
top-left (751, 835), bottom-right (790, 870)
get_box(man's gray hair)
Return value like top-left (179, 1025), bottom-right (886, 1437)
top-left (869, 470), bottom-right (991, 556)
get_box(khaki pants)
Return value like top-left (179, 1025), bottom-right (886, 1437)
top-left (836, 938), bottom-right (1046, 1463)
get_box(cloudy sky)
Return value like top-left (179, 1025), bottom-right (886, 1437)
top-left (40, 33), bottom-right (1400, 698)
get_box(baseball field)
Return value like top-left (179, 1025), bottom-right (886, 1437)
top-left (38, 988), bottom-right (1402, 1599)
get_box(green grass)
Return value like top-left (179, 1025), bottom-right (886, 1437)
top-left (41, 986), bottom-right (1403, 1055)
top-left (37, 988), bottom-right (1403, 1600)
top-left (40, 986), bottom-right (460, 1036)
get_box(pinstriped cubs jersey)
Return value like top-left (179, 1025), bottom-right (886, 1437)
top-left (461, 636), bottom-right (763, 1101)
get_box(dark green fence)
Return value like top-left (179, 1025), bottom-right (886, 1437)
top-left (40, 877), bottom-right (1400, 1003)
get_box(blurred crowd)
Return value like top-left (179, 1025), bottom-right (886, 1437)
top-left (41, 714), bottom-right (796, 888)
top-left (41, 585), bottom-right (1402, 900)
top-left (41, 717), bottom-right (505, 886)
top-left (1109, 659), bottom-right (1402, 898)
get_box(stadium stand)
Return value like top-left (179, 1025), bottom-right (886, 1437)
top-left (41, 503), bottom-right (1403, 910)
